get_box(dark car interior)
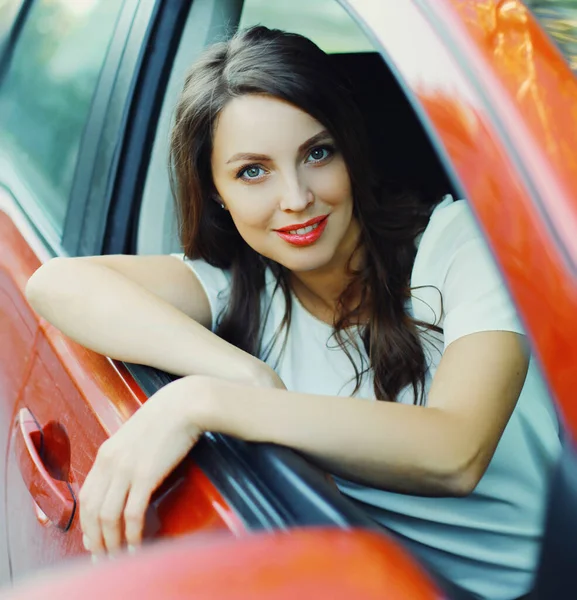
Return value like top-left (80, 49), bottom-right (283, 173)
top-left (329, 52), bottom-right (457, 206)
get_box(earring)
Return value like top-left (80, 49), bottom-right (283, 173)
top-left (213, 193), bottom-right (227, 210)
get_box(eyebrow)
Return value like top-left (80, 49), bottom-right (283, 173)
top-left (225, 130), bottom-right (332, 164)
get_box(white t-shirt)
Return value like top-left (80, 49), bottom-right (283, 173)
top-left (173, 198), bottom-right (561, 600)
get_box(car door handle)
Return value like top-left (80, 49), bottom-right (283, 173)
top-left (14, 408), bottom-right (76, 531)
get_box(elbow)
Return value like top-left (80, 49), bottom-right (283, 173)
top-left (444, 467), bottom-right (482, 497)
top-left (25, 257), bottom-right (71, 314)
top-left (435, 450), bottom-right (486, 498)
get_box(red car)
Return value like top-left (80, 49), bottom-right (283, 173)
top-left (0, 0), bottom-right (576, 598)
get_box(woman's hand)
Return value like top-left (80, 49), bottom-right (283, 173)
top-left (79, 376), bottom-right (206, 557)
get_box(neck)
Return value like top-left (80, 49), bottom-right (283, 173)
top-left (290, 220), bottom-right (365, 322)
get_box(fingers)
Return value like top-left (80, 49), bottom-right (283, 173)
top-left (99, 473), bottom-right (131, 555)
top-left (80, 446), bottom-right (153, 555)
top-left (79, 442), bottom-right (131, 556)
top-left (123, 480), bottom-right (154, 547)
top-left (79, 476), bottom-right (107, 555)
top-left (76, 379), bottom-right (204, 556)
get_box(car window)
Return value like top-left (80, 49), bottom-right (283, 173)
top-left (525, 0), bottom-right (577, 73)
top-left (0, 0), bottom-right (124, 235)
top-left (238, 0), bottom-right (373, 53)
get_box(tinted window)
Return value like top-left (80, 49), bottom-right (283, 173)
top-left (238, 0), bottom-right (373, 53)
top-left (526, 1), bottom-right (577, 73)
top-left (0, 0), bottom-right (124, 234)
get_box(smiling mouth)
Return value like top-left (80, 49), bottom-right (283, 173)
top-left (274, 215), bottom-right (329, 247)
top-left (287, 221), bottom-right (322, 235)
top-left (274, 214), bottom-right (328, 234)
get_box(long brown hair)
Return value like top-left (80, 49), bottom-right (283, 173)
top-left (170, 26), bottom-right (439, 404)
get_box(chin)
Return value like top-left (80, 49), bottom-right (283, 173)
top-left (275, 246), bottom-right (337, 273)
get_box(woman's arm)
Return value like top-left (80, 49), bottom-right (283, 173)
top-left (194, 329), bottom-right (529, 496)
top-left (78, 329), bottom-right (528, 554)
top-left (25, 255), bottom-right (279, 386)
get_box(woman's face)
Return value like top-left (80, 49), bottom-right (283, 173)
top-left (211, 94), bottom-right (358, 273)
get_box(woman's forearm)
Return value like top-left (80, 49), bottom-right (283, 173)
top-left (188, 377), bottom-right (481, 497)
top-left (25, 259), bottom-right (269, 384)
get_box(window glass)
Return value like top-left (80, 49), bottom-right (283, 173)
top-left (525, 0), bottom-right (577, 73)
top-left (238, 0), bottom-right (373, 53)
top-left (0, 0), bottom-right (124, 234)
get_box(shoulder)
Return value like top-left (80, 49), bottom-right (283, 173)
top-left (172, 254), bottom-right (232, 289)
top-left (175, 253), bottom-right (280, 304)
top-left (170, 254), bottom-right (233, 330)
top-left (417, 197), bottom-right (480, 263)
top-left (412, 197), bottom-right (487, 288)
top-left (410, 197), bottom-right (470, 323)
top-left (410, 198), bottom-right (524, 344)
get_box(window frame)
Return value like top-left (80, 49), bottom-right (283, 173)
top-left (98, 0), bottom-right (199, 256)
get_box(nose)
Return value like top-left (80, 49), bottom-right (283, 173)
top-left (278, 171), bottom-right (314, 213)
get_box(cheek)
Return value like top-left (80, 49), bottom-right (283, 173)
top-left (230, 204), bottom-right (269, 228)
top-left (224, 190), bottom-right (276, 244)
top-left (217, 178), bottom-right (272, 226)
top-left (229, 203), bottom-right (278, 260)
top-left (310, 161), bottom-right (352, 207)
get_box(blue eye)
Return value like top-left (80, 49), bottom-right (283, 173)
top-left (238, 165), bottom-right (265, 180)
top-left (307, 146), bottom-right (332, 163)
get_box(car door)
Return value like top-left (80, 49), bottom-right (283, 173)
top-left (0, 204), bottom-right (39, 585)
top-left (0, 1), bottom-right (40, 585)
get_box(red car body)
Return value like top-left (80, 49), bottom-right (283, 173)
top-left (0, 0), bottom-right (576, 598)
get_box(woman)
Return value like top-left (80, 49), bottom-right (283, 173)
top-left (26, 26), bottom-right (560, 600)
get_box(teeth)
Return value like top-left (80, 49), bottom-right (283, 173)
top-left (289, 222), bottom-right (320, 235)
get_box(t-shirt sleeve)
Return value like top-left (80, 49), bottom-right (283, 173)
top-left (170, 253), bottom-right (232, 332)
top-left (440, 210), bottom-right (525, 348)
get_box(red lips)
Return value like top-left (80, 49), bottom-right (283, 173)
top-left (274, 215), bottom-right (329, 247)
